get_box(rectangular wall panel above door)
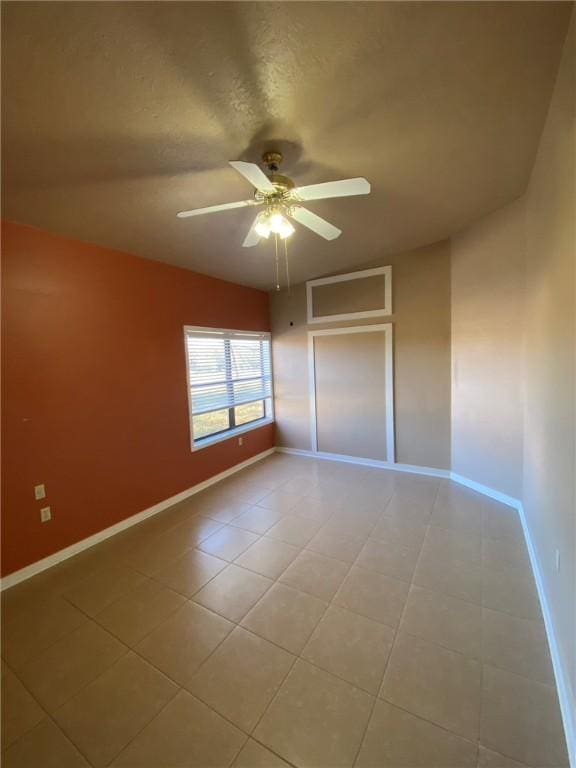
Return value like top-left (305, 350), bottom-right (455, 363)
top-left (308, 325), bottom-right (395, 463)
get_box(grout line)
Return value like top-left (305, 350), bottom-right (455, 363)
top-left (350, 478), bottom-right (442, 767)
top-left (2, 458), bottom-right (560, 766)
top-left (1, 642), bottom-right (121, 768)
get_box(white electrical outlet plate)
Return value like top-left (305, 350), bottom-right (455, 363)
top-left (40, 506), bottom-right (52, 523)
top-left (34, 484), bottom-right (46, 500)
top-left (238, 437), bottom-right (243, 446)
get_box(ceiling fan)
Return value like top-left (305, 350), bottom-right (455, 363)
top-left (176, 151), bottom-right (371, 247)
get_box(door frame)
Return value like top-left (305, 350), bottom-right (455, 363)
top-left (307, 323), bottom-right (395, 462)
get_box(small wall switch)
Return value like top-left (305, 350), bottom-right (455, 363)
top-left (555, 549), bottom-right (560, 574)
top-left (34, 484), bottom-right (46, 500)
top-left (40, 506), bottom-right (52, 523)
top-left (238, 437), bottom-right (243, 446)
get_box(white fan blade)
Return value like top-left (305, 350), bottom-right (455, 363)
top-left (229, 161), bottom-right (276, 193)
top-left (242, 213), bottom-right (261, 247)
top-left (293, 177), bottom-right (370, 202)
top-left (177, 200), bottom-right (255, 218)
top-left (289, 206), bottom-right (341, 240)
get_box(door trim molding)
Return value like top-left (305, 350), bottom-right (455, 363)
top-left (307, 323), bottom-right (395, 462)
top-left (306, 265), bottom-right (392, 324)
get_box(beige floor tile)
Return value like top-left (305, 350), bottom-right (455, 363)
top-left (480, 664), bottom-right (568, 767)
top-left (393, 474), bottom-right (439, 499)
top-left (413, 543), bottom-right (482, 604)
top-left (435, 483), bottom-right (485, 515)
top-left (265, 514), bottom-right (322, 547)
top-left (356, 539), bottom-right (419, 582)
top-left (306, 484), bottom-right (350, 506)
top-left (425, 524), bottom-right (482, 564)
top-left (18, 621), bottom-right (126, 712)
top-left (152, 549), bottom-right (227, 597)
top-left (188, 627), bottom-right (295, 732)
top-left (289, 496), bottom-right (337, 523)
top-left (64, 565), bottom-right (146, 617)
top-left (193, 564), bottom-right (273, 622)
top-left (222, 481), bottom-right (274, 506)
top-left (302, 605), bottom-right (394, 693)
top-left (254, 659), bottom-right (373, 768)
top-left (382, 494), bottom-right (434, 526)
top-left (2, 597), bottom-right (88, 670)
top-left (431, 502), bottom-right (482, 536)
top-left (230, 505), bottom-right (284, 534)
top-left (204, 500), bottom-right (254, 524)
top-left (94, 579), bottom-right (186, 646)
top-left (482, 535), bottom-right (531, 572)
top-left (334, 566), bottom-right (409, 627)
top-left (235, 537), bottom-right (299, 579)
top-left (280, 475), bottom-right (320, 497)
top-left (327, 513), bottom-right (377, 540)
top-left (477, 747), bottom-right (530, 767)
top-left (482, 560), bottom-right (542, 620)
top-left (401, 585), bottom-right (482, 658)
top-left (232, 738), bottom-right (292, 767)
top-left (121, 528), bottom-right (193, 576)
top-left (55, 653), bottom-right (178, 768)
top-left (482, 504), bottom-right (524, 542)
top-left (197, 526), bottom-right (260, 561)
top-left (1, 664), bottom-right (45, 748)
top-left (369, 514), bottom-right (428, 551)
top-left (256, 489), bottom-right (302, 514)
top-left (242, 583), bottom-right (327, 654)
top-left (111, 690), bottom-right (245, 767)
top-left (482, 607), bottom-right (554, 685)
top-left (170, 514), bottom-right (224, 547)
top-left (2, 719), bottom-right (89, 768)
top-left (381, 631), bottom-right (482, 740)
top-left (306, 524), bottom-right (365, 563)
top-left (356, 699), bottom-right (478, 767)
top-left (279, 550), bottom-right (350, 601)
top-left (136, 601), bottom-right (233, 687)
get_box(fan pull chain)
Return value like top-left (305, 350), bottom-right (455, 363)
top-left (284, 237), bottom-right (291, 295)
top-left (274, 233), bottom-right (280, 291)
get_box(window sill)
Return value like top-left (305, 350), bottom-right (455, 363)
top-left (191, 418), bottom-right (274, 452)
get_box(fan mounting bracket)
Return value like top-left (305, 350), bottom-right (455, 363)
top-left (262, 151), bottom-right (283, 173)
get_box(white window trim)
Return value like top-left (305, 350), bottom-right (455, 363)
top-left (306, 265), bottom-right (392, 325)
top-left (183, 326), bottom-right (274, 452)
top-left (307, 323), bottom-right (395, 462)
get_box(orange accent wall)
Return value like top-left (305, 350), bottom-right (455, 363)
top-left (1, 221), bottom-right (273, 577)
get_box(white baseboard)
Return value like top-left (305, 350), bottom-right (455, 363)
top-left (0, 448), bottom-right (275, 592)
top-left (276, 445), bottom-right (574, 767)
top-left (275, 447), bottom-right (451, 479)
top-left (516, 501), bottom-right (575, 768)
top-left (449, 471), bottom-right (521, 510)
top-left (2, 442), bottom-right (572, 766)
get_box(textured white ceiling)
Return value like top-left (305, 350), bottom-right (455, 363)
top-left (1, 2), bottom-right (571, 289)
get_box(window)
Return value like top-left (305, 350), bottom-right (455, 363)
top-left (184, 327), bottom-right (273, 449)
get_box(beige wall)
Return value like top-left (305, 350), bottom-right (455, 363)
top-left (451, 198), bottom-right (525, 498)
top-left (523, 13), bottom-right (575, 721)
top-left (450, 12), bottom-right (575, 742)
top-left (271, 240), bottom-right (452, 469)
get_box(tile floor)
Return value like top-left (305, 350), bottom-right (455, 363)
top-left (1, 453), bottom-right (569, 767)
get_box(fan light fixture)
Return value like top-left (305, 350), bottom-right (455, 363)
top-left (176, 150), bottom-right (371, 290)
top-left (255, 210), bottom-right (295, 240)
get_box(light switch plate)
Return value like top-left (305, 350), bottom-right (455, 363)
top-left (34, 484), bottom-right (46, 500)
top-left (40, 506), bottom-right (52, 523)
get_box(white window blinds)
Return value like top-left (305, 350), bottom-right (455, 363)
top-left (184, 327), bottom-right (273, 443)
